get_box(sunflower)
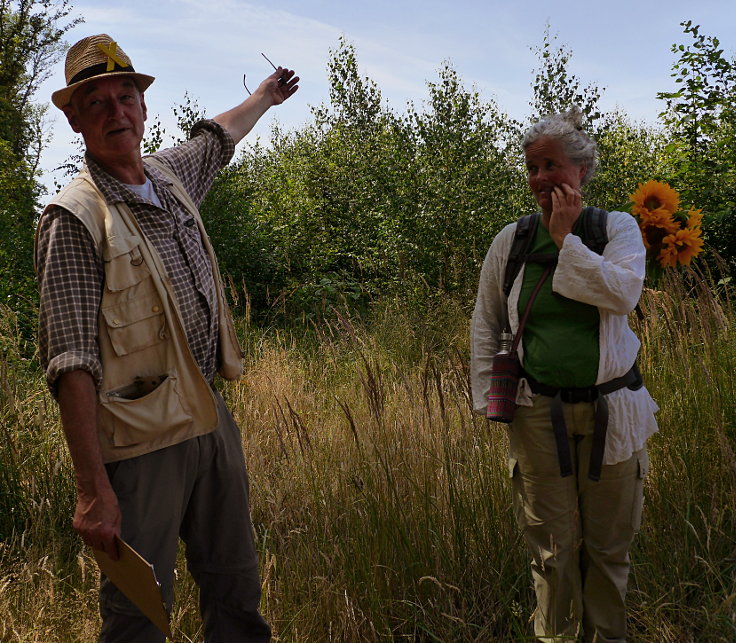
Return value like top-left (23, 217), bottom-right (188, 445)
top-left (657, 241), bottom-right (679, 268)
top-left (659, 228), bottom-right (704, 267)
top-left (628, 179), bottom-right (705, 271)
top-left (638, 208), bottom-right (679, 250)
top-left (687, 208), bottom-right (704, 228)
top-left (630, 180), bottom-right (680, 218)
top-left (638, 208), bottom-right (680, 233)
top-left (674, 227), bottom-right (704, 265)
top-left (640, 224), bottom-right (663, 250)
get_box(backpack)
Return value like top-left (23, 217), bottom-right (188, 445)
top-left (502, 206), bottom-right (608, 297)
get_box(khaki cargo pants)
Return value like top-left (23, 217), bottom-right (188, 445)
top-left (508, 394), bottom-right (648, 642)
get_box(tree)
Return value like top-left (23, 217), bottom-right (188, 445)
top-left (657, 21), bottom-right (736, 266)
top-left (527, 27), bottom-right (669, 218)
top-left (0, 0), bottom-right (81, 336)
top-left (190, 32), bottom-right (693, 321)
top-left (406, 62), bottom-right (525, 294)
top-left (528, 26), bottom-right (604, 128)
top-left (586, 112), bottom-right (668, 213)
top-left (0, 0), bottom-right (81, 166)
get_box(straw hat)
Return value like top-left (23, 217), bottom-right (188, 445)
top-left (52, 34), bottom-right (155, 109)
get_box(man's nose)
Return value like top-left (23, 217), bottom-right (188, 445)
top-left (106, 99), bottom-right (124, 118)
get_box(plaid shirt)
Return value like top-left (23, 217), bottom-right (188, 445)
top-left (36, 120), bottom-right (235, 393)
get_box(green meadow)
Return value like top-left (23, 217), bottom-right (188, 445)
top-left (1, 268), bottom-right (734, 641)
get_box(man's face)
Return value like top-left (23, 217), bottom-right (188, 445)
top-left (64, 76), bottom-right (147, 169)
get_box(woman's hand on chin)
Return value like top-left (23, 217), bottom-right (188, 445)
top-left (549, 183), bottom-right (582, 248)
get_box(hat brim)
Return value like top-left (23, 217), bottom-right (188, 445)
top-left (52, 72), bottom-right (155, 109)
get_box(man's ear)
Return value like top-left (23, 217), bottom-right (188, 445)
top-left (62, 105), bottom-right (81, 133)
top-left (578, 165), bottom-right (587, 182)
top-left (140, 93), bottom-right (148, 122)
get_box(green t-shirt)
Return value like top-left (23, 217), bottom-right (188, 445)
top-left (518, 221), bottom-right (599, 388)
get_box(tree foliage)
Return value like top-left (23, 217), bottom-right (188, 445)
top-left (657, 21), bottom-right (736, 266)
top-left (7, 18), bottom-right (736, 325)
top-left (0, 0), bottom-right (81, 334)
top-left (528, 26), bottom-right (604, 127)
top-left (196, 31), bottom-right (736, 321)
top-left (198, 40), bottom-right (529, 319)
top-left (586, 112), bottom-right (667, 212)
top-left (0, 0), bottom-right (80, 165)
top-left (526, 26), bottom-right (668, 214)
top-left (405, 63), bottom-right (524, 291)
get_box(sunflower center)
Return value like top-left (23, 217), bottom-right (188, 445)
top-left (644, 196), bottom-right (662, 210)
top-left (645, 227), bottom-right (668, 247)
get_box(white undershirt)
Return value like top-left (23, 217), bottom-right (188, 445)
top-left (124, 178), bottom-right (163, 209)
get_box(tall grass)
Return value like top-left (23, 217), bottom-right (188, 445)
top-left (0, 270), bottom-right (734, 641)
top-left (628, 268), bottom-right (736, 640)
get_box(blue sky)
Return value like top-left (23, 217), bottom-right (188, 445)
top-left (38, 0), bottom-right (736, 193)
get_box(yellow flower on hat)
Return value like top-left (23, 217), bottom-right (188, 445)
top-left (97, 41), bottom-right (126, 72)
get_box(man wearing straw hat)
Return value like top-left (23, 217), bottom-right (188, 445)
top-left (35, 34), bottom-right (298, 641)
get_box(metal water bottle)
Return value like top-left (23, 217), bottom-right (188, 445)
top-left (486, 330), bottom-right (520, 423)
top-left (497, 331), bottom-right (513, 355)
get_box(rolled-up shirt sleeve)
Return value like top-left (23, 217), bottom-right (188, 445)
top-left (149, 119), bottom-right (235, 207)
top-left (36, 206), bottom-right (104, 395)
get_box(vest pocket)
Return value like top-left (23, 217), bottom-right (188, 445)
top-left (103, 234), bottom-right (149, 291)
top-left (101, 234), bottom-right (166, 356)
top-left (102, 373), bottom-right (193, 447)
top-left (101, 288), bottom-right (165, 356)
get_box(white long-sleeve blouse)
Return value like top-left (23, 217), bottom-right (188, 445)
top-left (470, 210), bottom-right (659, 465)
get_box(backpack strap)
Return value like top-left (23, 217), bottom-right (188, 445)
top-left (503, 213), bottom-right (540, 297)
top-left (579, 206), bottom-right (609, 255)
top-left (503, 207), bottom-right (610, 297)
top-left (579, 206), bottom-right (644, 319)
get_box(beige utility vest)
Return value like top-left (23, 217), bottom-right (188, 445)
top-left (42, 158), bottom-right (243, 462)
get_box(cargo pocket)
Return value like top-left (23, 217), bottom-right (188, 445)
top-left (102, 372), bottom-right (193, 447)
top-left (631, 449), bottom-right (649, 532)
top-left (101, 291), bottom-right (165, 356)
top-left (102, 234), bottom-right (149, 290)
top-left (100, 234), bottom-right (166, 357)
top-left (508, 456), bottom-right (528, 531)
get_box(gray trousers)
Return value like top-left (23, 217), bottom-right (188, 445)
top-left (509, 395), bottom-right (648, 643)
top-left (100, 392), bottom-right (270, 642)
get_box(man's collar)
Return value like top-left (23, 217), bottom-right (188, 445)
top-left (85, 153), bottom-right (167, 206)
top-left (142, 156), bottom-right (173, 188)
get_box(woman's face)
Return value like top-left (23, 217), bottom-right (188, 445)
top-left (524, 135), bottom-right (586, 216)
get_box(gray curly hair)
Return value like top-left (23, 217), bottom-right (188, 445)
top-left (522, 106), bottom-right (598, 185)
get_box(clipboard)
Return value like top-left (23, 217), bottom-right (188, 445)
top-left (94, 538), bottom-right (173, 639)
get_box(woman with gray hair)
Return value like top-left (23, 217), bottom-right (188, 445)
top-left (471, 107), bottom-right (658, 641)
